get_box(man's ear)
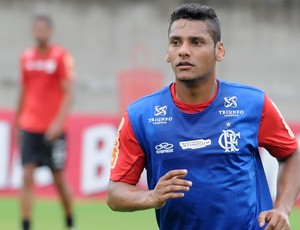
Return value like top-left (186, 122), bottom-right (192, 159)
top-left (165, 50), bottom-right (171, 63)
top-left (215, 41), bottom-right (225, 62)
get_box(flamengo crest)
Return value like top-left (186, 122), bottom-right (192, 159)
top-left (218, 129), bottom-right (241, 152)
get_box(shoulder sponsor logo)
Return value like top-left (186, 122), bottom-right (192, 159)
top-left (155, 142), bottom-right (174, 154)
top-left (180, 139), bottom-right (211, 150)
top-left (148, 117), bottom-right (173, 125)
top-left (154, 106), bottom-right (167, 116)
top-left (224, 96), bottom-right (237, 108)
top-left (218, 129), bottom-right (241, 152)
top-left (218, 110), bottom-right (245, 117)
top-left (149, 105), bottom-right (173, 125)
top-left (218, 96), bottom-right (245, 117)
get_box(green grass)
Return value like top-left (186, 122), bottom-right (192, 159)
top-left (0, 197), bottom-right (299, 230)
top-left (0, 197), bottom-right (157, 230)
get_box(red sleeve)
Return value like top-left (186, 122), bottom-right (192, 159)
top-left (110, 112), bottom-right (145, 185)
top-left (258, 94), bottom-right (298, 159)
top-left (57, 52), bottom-right (75, 82)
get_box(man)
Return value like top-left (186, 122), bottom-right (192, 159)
top-left (107, 4), bottom-right (300, 230)
top-left (15, 15), bottom-right (75, 230)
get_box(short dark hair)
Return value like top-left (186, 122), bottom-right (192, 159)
top-left (33, 14), bottom-right (53, 28)
top-left (169, 3), bottom-right (221, 45)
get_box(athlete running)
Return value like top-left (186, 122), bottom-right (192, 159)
top-left (107, 4), bottom-right (300, 230)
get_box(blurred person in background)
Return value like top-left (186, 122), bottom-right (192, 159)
top-left (15, 15), bottom-right (75, 230)
top-left (107, 3), bottom-right (300, 230)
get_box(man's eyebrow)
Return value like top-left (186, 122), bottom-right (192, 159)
top-left (169, 36), bottom-right (206, 40)
top-left (169, 36), bottom-right (180, 40)
top-left (190, 36), bottom-right (206, 41)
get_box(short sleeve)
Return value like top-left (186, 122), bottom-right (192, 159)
top-left (57, 52), bottom-right (75, 82)
top-left (258, 94), bottom-right (298, 159)
top-left (110, 112), bottom-right (146, 185)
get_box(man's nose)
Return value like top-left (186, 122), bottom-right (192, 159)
top-left (178, 43), bottom-right (191, 57)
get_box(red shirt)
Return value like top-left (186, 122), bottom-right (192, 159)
top-left (110, 83), bottom-right (298, 185)
top-left (19, 45), bottom-right (74, 133)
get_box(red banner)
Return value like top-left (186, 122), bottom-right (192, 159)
top-left (0, 110), bottom-right (299, 204)
top-left (0, 110), bottom-right (120, 198)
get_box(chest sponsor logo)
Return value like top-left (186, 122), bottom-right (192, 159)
top-left (25, 59), bottom-right (57, 74)
top-left (149, 105), bottom-right (173, 125)
top-left (155, 142), bottom-right (174, 154)
top-left (218, 129), bottom-right (241, 152)
top-left (180, 139), bottom-right (211, 150)
top-left (219, 96), bottom-right (244, 117)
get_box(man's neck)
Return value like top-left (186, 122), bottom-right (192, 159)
top-left (175, 77), bottom-right (218, 105)
top-left (36, 43), bottom-right (51, 53)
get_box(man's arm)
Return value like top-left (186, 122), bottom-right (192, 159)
top-left (258, 148), bottom-right (300, 229)
top-left (14, 85), bottom-right (26, 143)
top-left (45, 52), bottom-right (74, 142)
top-left (45, 80), bottom-right (73, 142)
top-left (275, 148), bottom-right (300, 216)
top-left (14, 55), bottom-right (27, 142)
top-left (258, 95), bottom-right (300, 229)
top-left (106, 169), bottom-right (192, 212)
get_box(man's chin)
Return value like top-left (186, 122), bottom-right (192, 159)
top-left (176, 75), bottom-right (210, 86)
top-left (176, 76), bottom-right (197, 83)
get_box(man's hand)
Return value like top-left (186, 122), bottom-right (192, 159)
top-left (149, 169), bottom-right (192, 209)
top-left (258, 209), bottom-right (290, 230)
top-left (45, 121), bottom-right (62, 142)
top-left (107, 170), bottom-right (192, 212)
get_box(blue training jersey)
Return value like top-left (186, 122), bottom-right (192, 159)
top-left (127, 80), bottom-right (273, 230)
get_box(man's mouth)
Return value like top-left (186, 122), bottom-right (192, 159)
top-left (176, 61), bottom-right (194, 69)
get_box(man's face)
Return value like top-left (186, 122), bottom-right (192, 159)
top-left (32, 20), bottom-right (52, 47)
top-left (167, 19), bottom-right (222, 83)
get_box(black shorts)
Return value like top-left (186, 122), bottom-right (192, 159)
top-left (20, 130), bottom-right (67, 170)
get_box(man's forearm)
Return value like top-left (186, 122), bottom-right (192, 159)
top-left (275, 148), bottom-right (300, 215)
top-left (45, 82), bottom-right (73, 141)
top-left (51, 80), bottom-right (73, 128)
top-left (15, 86), bottom-right (25, 126)
top-left (106, 181), bottom-right (154, 212)
top-left (52, 89), bottom-right (72, 127)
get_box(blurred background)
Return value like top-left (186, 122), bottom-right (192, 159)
top-left (0, 0), bottom-right (299, 119)
top-left (0, 0), bottom-right (299, 229)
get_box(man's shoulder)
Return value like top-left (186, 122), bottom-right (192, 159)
top-left (21, 48), bottom-right (35, 59)
top-left (51, 44), bottom-right (70, 57)
top-left (128, 86), bottom-right (170, 109)
top-left (220, 80), bottom-right (264, 94)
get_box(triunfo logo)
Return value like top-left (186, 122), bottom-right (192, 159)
top-left (219, 96), bottom-right (244, 117)
top-left (149, 105), bottom-right (173, 125)
top-left (218, 110), bottom-right (244, 116)
top-left (224, 96), bottom-right (238, 108)
top-left (25, 59), bottom-right (57, 74)
top-left (154, 105), bottom-right (167, 116)
top-left (155, 142), bottom-right (174, 154)
top-left (180, 139), bottom-right (211, 150)
top-left (218, 129), bottom-right (241, 152)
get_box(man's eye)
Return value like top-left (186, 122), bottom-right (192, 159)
top-left (192, 40), bottom-right (200, 45)
top-left (171, 40), bottom-right (179, 45)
